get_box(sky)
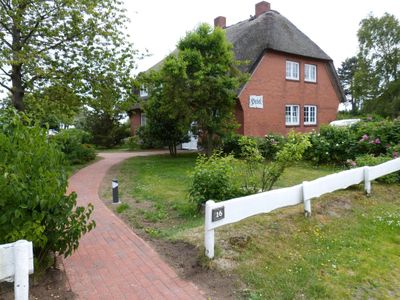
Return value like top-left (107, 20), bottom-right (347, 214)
top-left (124, 0), bottom-right (400, 74)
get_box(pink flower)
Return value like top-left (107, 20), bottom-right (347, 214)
top-left (393, 151), bottom-right (399, 158)
top-left (360, 134), bottom-right (369, 142)
top-left (346, 159), bottom-right (357, 167)
top-left (374, 138), bottom-right (381, 144)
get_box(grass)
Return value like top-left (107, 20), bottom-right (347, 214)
top-left (102, 153), bottom-right (400, 298)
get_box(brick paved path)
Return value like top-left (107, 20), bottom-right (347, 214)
top-left (64, 151), bottom-right (205, 300)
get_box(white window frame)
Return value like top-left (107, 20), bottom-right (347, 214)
top-left (304, 64), bottom-right (317, 83)
top-left (304, 105), bottom-right (317, 125)
top-left (285, 105), bottom-right (300, 126)
top-left (286, 61), bottom-right (299, 80)
top-left (139, 85), bottom-right (148, 97)
top-left (140, 113), bottom-right (147, 126)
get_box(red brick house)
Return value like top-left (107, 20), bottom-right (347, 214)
top-left (130, 1), bottom-right (344, 137)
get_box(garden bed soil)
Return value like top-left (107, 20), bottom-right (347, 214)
top-left (0, 258), bottom-right (75, 300)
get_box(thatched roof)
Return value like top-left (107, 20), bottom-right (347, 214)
top-left (226, 10), bottom-right (331, 72)
top-left (144, 9), bottom-right (345, 102)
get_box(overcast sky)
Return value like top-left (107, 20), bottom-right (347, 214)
top-left (124, 0), bottom-right (400, 74)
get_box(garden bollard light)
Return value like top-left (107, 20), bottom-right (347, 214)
top-left (112, 179), bottom-right (120, 204)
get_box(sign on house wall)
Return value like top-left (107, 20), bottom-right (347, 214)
top-left (249, 95), bottom-right (263, 109)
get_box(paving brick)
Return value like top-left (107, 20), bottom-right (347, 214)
top-left (63, 151), bottom-right (204, 299)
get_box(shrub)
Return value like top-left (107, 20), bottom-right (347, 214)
top-left (189, 152), bottom-right (243, 209)
top-left (259, 131), bottom-right (311, 191)
top-left (239, 131), bottom-right (311, 193)
top-left (125, 136), bottom-right (141, 151)
top-left (305, 125), bottom-right (356, 164)
top-left (352, 119), bottom-right (400, 156)
top-left (258, 133), bottom-right (286, 160)
top-left (0, 110), bottom-right (95, 269)
top-left (221, 134), bottom-right (242, 157)
top-left (51, 128), bottom-right (96, 165)
top-left (222, 133), bottom-right (286, 160)
top-left (81, 110), bottom-right (131, 148)
top-left (136, 126), bottom-right (164, 149)
top-left (238, 136), bottom-right (264, 194)
top-left (352, 154), bottom-right (400, 184)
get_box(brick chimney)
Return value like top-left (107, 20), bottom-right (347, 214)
top-left (214, 16), bottom-right (226, 28)
top-left (255, 1), bottom-right (271, 18)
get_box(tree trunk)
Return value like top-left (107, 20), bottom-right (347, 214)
top-left (11, 13), bottom-right (25, 111)
top-left (206, 130), bottom-right (213, 157)
top-left (11, 64), bottom-right (25, 111)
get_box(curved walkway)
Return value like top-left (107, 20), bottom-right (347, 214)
top-left (64, 151), bottom-right (205, 300)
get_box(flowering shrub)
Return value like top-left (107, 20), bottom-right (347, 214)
top-left (352, 119), bottom-right (400, 155)
top-left (305, 125), bottom-right (356, 164)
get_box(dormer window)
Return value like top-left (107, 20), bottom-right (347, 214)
top-left (304, 64), bottom-right (317, 82)
top-left (139, 85), bottom-right (148, 97)
top-left (286, 61), bottom-right (299, 80)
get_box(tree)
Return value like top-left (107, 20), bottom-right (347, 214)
top-left (0, 0), bottom-right (136, 117)
top-left (140, 56), bottom-right (191, 156)
top-left (337, 56), bottom-right (359, 113)
top-left (78, 50), bottom-right (136, 148)
top-left (177, 24), bottom-right (248, 156)
top-left (354, 13), bottom-right (400, 110)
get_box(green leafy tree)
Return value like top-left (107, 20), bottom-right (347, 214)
top-left (177, 24), bottom-right (248, 156)
top-left (354, 13), bottom-right (400, 111)
top-left (338, 56), bottom-right (359, 113)
top-left (78, 51), bottom-right (136, 148)
top-left (0, 0), bottom-right (137, 120)
top-left (140, 56), bottom-right (191, 156)
top-left (0, 109), bottom-right (95, 268)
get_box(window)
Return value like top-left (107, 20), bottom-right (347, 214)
top-left (285, 105), bottom-right (300, 125)
top-left (286, 61), bottom-right (299, 80)
top-left (140, 113), bottom-right (147, 126)
top-left (139, 85), bottom-right (148, 97)
top-left (304, 64), bottom-right (317, 82)
top-left (304, 105), bottom-right (317, 125)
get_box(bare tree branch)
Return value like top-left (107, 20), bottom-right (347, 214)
top-left (0, 19), bottom-right (12, 34)
top-left (0, 34), bottom-right (12, 48)
top-left (0, 80), bottom-right (12, 92)
top-left (0, 66), bottom-right (11, 77)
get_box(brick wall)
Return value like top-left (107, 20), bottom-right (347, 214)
top-left (130, 109), bottom-right (141, 135)
top-left (237, 50), bottom-right (339, 136)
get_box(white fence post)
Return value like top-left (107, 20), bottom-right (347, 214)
top-left (0, 240), bottom-right (33, 300)
top-left (204, 200), bottom-right (215, 259)
top-left (14, 240), bottom-right (30, 300)
top-left (302, 181), bottom-right (311, 217)
top-left (364, 166), bottom-right (371, 195)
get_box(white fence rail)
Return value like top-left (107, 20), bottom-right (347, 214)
top-left (0, 240), bottom-right (34, 300)
top-left (205, 158), bottom-right (400, 258)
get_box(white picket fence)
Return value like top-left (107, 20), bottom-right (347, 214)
top-left (0, 240), bottom-right (34, 300)
top-left (205, 158), bottom-right (400, 258)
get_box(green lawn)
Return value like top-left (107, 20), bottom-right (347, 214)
top-left (102, 153), bottom-right (400, 299)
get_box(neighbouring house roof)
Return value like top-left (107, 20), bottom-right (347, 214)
top-left (140, 7), bottom-right (345, 102)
